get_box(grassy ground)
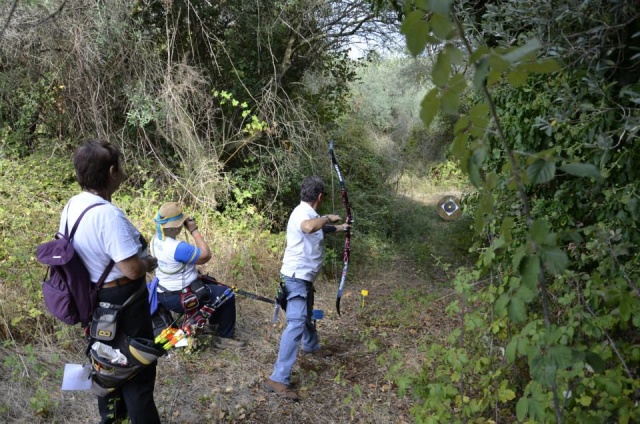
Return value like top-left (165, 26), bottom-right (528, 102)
top-left (0, 156), bottom-right (474, 423)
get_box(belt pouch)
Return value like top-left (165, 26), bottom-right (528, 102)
top-left (89, 303), bottom-right (121, 341)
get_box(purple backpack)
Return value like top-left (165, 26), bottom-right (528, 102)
top-left (36, 203), bottom-right (114, 326)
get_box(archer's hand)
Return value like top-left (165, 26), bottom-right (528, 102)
top-left (184, 217), bottom-right (198, 233)
top-left (325, 214), bottom-right (341, 223)
top-left (339, 223), bottom-right (351, 232)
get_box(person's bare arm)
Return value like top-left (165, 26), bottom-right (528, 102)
top-left (184, 217), bottom-right (212, 264)
top-left (300, 214), bottom-right (343, 234)
top-left (117, 255), bottom-right (157, 280)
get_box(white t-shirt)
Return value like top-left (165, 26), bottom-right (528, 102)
top-left (150, 236), bottom-right (200, 292)
top-left (280, 201), bottom-right (324, 282)
top-left (58, 192), bottom-right (146, 284)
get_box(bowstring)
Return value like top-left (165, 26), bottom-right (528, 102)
top-left (329, 154), bottom-right (339, 287)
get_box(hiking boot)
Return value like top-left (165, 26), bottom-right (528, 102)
top-left (301, 346), bottom-right (334, 358)
top-left (213, 337), bottom-right (246, 349)
top-left (263, 378), bottom-right (300, 401)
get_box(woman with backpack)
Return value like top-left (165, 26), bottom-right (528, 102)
top-left (60, 140), bottom-right (161, 424)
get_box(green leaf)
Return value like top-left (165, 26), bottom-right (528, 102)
top-left (520, 255), bottom-right (540, 290)
top-left (473, 58), bottom-right (489, 90)
top-left (526, 59), bottom-right (561, 73)
top-left (468, 146), bottom-right (488, 187)
top-left (479, 190), bottom-right (495, 216)
top-left (529, 219), bottom-right (551, 245)
top-left (420, 88), bottom-right (440, 127)
top-left (540, 246), bottom-right (569, 275)
top-left (499, 387), bottom-right (516, 402)
top-left (432, 51), bottom-right (450, 86)
top-left (444, 44), bottom-right (464, 65)
top-left (530, 352), bottom-right (557, 386)
top-left (454, 116), bottom-right (470, 135)
top-left (516, 397), bottom-right (529, 421)
top-left (502, 38), bottom-right (542, 63)
top-left (427, 0), bottom-right (453, 15)
top-left (485, 172), bottom-right (498, 190)
top-left (508, 296), bottom-right (527, 323)
top-left (507, 69), bottom-right (529, 87)
top-left (527, 158), bottom-right (556, 185)
top-left (500, 217), bottom-right (514, 243)
top-left (517, 284), bottom-right (536, 303)
top-left (441, 75), bottom-right (466, 114)
top-left (450, 133), bottom-right (469, 165)
top-left (559, 163), bottom-right (602, 180)
top-left (429, 13), bottom-right (453, 39)
top-left (506, 337), bottom-right (518, 362)
top-left (549, 345), bottom-right (573, 369)
top-left (585, 352), bottom-right (606, 373)
top-left (401, 11), bottom-right (430, 56)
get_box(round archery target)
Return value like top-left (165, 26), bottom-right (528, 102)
top-left (437, 196), bottom-right (462, 221)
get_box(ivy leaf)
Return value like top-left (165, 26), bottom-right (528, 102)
top-left (527, 158), bottom-right (556, 185)
top-left (559, 163), bottom-right (602, 180)
top-left (540, 246), bottom-right (569, 275)
top-left (401, 11), bottom-right (430, 56)
top-left (420, 88), bottom-right (440, 127)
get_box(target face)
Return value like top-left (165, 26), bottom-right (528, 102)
top-left (437, 196), bottom-right (462, 221)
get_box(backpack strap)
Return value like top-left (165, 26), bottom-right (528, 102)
top-left (64, 201), bottom-right (114, 291)
top-left (95, 260), bottom-right (116, 291)
top-left (66, 202), bottom-right (107, 240)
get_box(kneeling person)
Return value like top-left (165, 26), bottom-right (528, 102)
top-left (152, 202), bottom-right (244, 348)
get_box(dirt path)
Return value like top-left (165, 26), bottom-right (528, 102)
top-left (143, 255), bottom-right (458, 424)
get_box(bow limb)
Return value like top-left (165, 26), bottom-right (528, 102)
top-left (329, 140), bottom-right (352, 316)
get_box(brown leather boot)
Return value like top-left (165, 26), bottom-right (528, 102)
top-left (263, 378), bottom-right (300, 401)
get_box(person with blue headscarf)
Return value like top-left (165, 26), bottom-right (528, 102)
top-left (150, 202), bottom-right (244, 348)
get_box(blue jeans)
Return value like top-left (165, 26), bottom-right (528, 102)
top-left (157, 280), bottom-right (237, 338)
top-left (270, 275), bottom-right (320, 385)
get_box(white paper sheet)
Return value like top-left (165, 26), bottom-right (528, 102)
top-left (61, 363), bottom-right (92, 391)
